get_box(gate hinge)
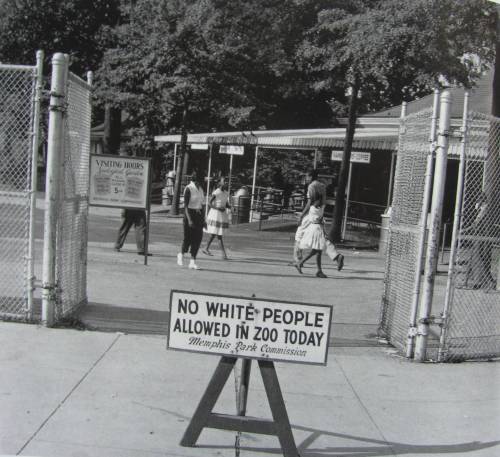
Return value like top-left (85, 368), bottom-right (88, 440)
top-left (418, 315), bottom-right (444, 326)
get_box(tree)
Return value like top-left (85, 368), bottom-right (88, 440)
top-left (96, 0), bottom-right (313, 214)
top-left (298, 0), bottom-right (497, 242)
top-left (0, 0), bottom-right (121, 75)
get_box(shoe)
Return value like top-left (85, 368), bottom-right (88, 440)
top-left (222, 253), bottom-right (229, 260)
top-left (138, 252), bottom-right (152, 256)
top-left (114, 247), bottom-right (121, 252)
top-left (294, 263), bottom-right (303, 274)
top-left (316, 271), bottom-right (327, 278)
top-left (177, 253), bottom-right (183, 266)
top-left (202, 249), bottom-right (213, 256)
top-left (188, 260), bottom-right (200, 270)
top-left (336, 254), bottom-right (344, 271)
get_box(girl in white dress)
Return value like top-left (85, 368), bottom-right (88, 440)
top-left (202, 179), bottom-right (230, 259)
top-left (295, 199), bottom-right (327, 278)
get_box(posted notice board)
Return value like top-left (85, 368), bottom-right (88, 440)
top-left (89, 154), bottom-right (151, 209)
top-left (167, 290), bottom-right (333, 365)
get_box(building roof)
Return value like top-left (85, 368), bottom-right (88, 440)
top-left (155, 126), bottom-right (399, 151)
top-left (364, 69), bottom-right (494, 119)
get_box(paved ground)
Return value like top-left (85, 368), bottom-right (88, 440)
top-left (1, 200), bottom-right (498, 457)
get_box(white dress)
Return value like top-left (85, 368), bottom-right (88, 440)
top-left (206, 188), bottom-right (229, 235)
top-left (298, 205), bottom-right (326, 250)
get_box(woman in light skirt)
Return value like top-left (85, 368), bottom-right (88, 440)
top-left (295, 199), bottom-right (327, 278)
top-left (203, 179), bottom-right (230, 259)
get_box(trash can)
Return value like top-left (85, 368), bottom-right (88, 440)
top-left (231, 186), bottom-right (251, 224)
top-left (379, 207), bottom-right (391, 255)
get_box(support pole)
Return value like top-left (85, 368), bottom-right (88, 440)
top-left (27, 50), bottom-right (43, 319)
top-left (228, 153), bottom-right (234, 196)
top-left (250, 146), bottom-right (259, 222)
top-left (144, 159), bottom-right (153, 265)
top-left (205, 144), bottom-right (213, 217)
top-left (173, 143), bottom-right (178, 174)
top-left (341, 162), bottom-right (353, 240)
top-left (406, 89), bottom-right (440, 358)
top-left (42, 53), bottom-right (68, 326)
top-left (414, 90), bottom-right (452, 362)
top-left (387, 152), bottom-right (396, 208)
top-left (438, 92), bottom-right (470, 362)
top-left (313, 149), bottom-right (318, 169)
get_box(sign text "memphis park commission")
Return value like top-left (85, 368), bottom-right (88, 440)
top-left (167, 291), bottom-right (333, 365)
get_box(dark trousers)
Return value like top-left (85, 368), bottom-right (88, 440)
top-left (182, 209), bottom-right (204, 258)
top-left (115, 209), bottom-right (146, 252)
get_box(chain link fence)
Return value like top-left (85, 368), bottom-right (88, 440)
top-left (54, 72), bottom-right (92, 320)
top-left (0, 63), bottom-right (40, 321)
top-left (440, 112), bottom-right (500, 361)
top-left (380, 108), bottom-right (433, 353)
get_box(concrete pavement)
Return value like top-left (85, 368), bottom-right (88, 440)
top-left (2, 200), bottom-right (498, 456)
top-left (1, 322), bottom-right (499, 457)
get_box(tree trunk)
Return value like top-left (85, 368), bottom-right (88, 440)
top-left (103, 104), bottom-right (121, 155)
top-left (329, 84), bottom-right (359, 242)
top-left (170, 105), bottom-right (189, 216)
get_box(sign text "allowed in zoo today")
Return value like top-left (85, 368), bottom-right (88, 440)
top-left (167, 290), bottom-right (333, 365)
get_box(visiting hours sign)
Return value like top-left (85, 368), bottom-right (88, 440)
top-left (167, 290), bottom-right (333, 365)
top-left (89, 154), bottom-right (151, 209)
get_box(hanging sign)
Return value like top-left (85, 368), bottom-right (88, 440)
top-left (89, 154), bottom-right (151, 209)
top-left (219, 145), bottom-right (245, 156)
top-left (331, 150), bottom-right (371, 164)
top-left (167, 290), bottom-right (332, 365)
top-left (190, 143), bottom-right (209, 150)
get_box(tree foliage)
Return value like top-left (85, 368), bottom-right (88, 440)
top-left (0, 0), bottom-right (121, 75)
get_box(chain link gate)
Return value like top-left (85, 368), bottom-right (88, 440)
top-left (379, 108), bottom-right (434, 354)
top-left (53, 72), bottom-right (92, 320)
top-left (0, 56), bottom-right (43, 321)
top-left (439, 112), bottom-right (500, 361)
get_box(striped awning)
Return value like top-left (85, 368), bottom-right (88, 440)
top-left (154, 126), bottom-right (399, 152)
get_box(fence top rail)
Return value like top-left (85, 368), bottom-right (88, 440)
top-left (68, 72), bottom-right (91, 90)
top-left (0, 63), bottom-right (36, 72)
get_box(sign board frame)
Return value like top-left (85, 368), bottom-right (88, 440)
top-left (331, 150), bottom-right (371, 164)
top-left (89, 154), bottom-right (152, 210)
top-left (219, 145), bottom-right (245, 156)
top-left (167, 290), bottom-right (333, 366)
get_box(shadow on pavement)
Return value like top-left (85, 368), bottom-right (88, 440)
top-left (78, 303), bottom-right (380, 347)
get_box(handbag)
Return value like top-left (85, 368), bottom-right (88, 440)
top-left (325, 239), bottom-right (337, 261)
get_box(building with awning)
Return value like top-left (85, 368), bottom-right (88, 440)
top-left (154, 69), bottom-right (493, 225)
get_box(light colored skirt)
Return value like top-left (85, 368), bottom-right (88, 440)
top-left (299, 223), bottom-right (326, 251)
top-left (206, 208), bottom-right (229, 235)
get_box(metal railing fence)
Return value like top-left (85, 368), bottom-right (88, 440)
top-left (439, 112), bottom-right (500, 361)
top-left (54, 72), bottom-right (92, 320)
top-left (0, 56), bottom-right (43, 321)
top-left (379, 107), bottom-right (434, 354)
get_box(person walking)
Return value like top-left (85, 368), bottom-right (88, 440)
top-left (177, 170), bottom-right (205, 270)
top-left (203, 179), bottom-right (230, 259)
top-left (294, 169), bottom-right (344, 276)
top-left (114, 208), bottom-right (148, 255)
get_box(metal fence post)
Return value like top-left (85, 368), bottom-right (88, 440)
top-left (406, 89), bottom-right (440, 358)
top-left (42, 53), bottom-right (68, 326)
top-left (438, 93), bottom-right (470, 362)
top-left (414, 90), bottom-right (452, 361)
top-left (27, 50), bottom-right (44, 319)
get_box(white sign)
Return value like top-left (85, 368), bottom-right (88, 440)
top-left (190, 143), bottom-right (209, 150)
top-left (167, 290), bottom-right (332, 365)
top-left (219, 145), bottom-right (245, 156)
top-left (89, 154), bottom-right (150, 209)
top-left (331, 150), bottom-right (371, 164)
